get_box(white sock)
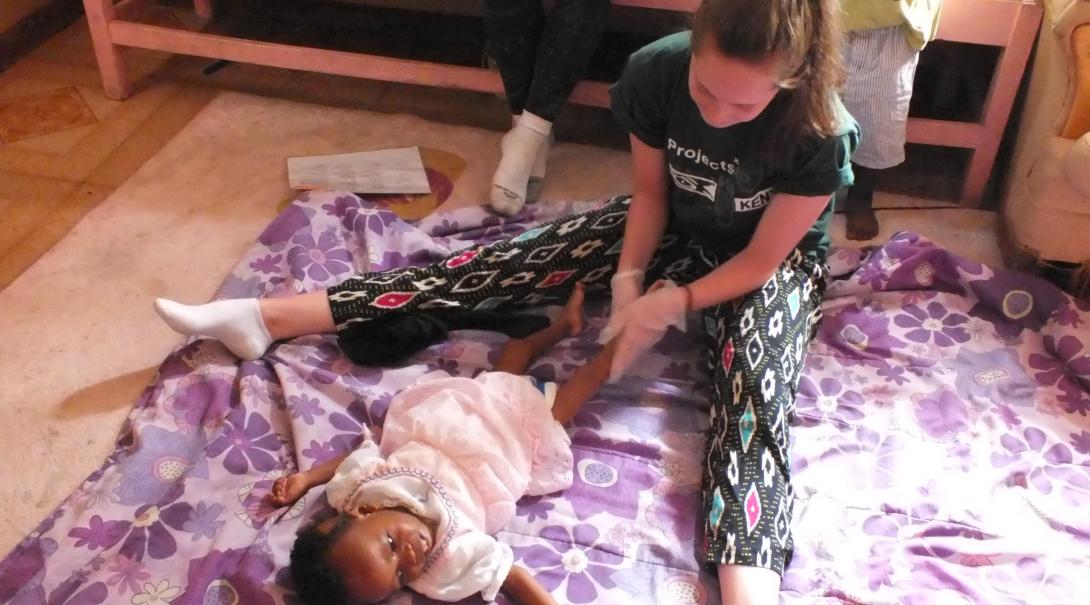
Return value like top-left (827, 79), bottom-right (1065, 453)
top-left (154, 297), bottom-right (273, 360)
top-left (490, 111), bottom-right (551, 216)
top-left (513, 114), bottom-right (552, 204)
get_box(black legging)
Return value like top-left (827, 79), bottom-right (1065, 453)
top-left (482, 0), bottom-right (610, 121)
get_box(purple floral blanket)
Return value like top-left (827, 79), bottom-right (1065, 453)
top-left (1, 192), bottom-right (1088, 605)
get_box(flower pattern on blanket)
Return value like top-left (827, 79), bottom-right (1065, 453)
top-left (2, 191), bottom-right (1089, 605)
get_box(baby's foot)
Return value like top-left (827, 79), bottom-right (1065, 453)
top-left (559, 283), bottom-right (585, 336)
top-left (269, 474), bottom-right (308, 507)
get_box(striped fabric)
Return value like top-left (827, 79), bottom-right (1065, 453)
top-left (841, 26), bottom-right (921, 169)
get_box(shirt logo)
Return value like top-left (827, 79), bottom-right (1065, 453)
top-left (669, 164), bottom-right (717, 202)
top-left (734, 188), bottom-right (772, 212)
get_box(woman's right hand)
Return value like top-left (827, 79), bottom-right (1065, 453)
top-left (609, 268), bottom-right (645, 319)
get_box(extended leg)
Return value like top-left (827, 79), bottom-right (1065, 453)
top-left (700, 251), bottom-right (827, 601)
top-left (156, 197), bottom-right (634, 360)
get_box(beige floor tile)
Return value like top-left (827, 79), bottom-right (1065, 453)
top-left (6, 123), bottom-right (95, 155)
top-left (0, 183), bottom-right (115, 289)
top-left (0, 58), bottom-right (117, 91)
top-left (0, 171), bottom-right (80, 259)
top-left (85, 84), bottom-right (218, 188)
top-left (0, 76), bottom-right (72, 101)
top-left (0, 80), bottom-right (177, 180)
top-left (77, 84), bottom-right (124, 120)
top-left (0, 86), bottom-right (98, 143)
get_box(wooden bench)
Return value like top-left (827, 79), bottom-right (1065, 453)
top-left (82, 0), bottom-right (1042, 206)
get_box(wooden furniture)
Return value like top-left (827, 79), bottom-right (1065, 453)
top-left (82, 0), bottom-right (1042, 206)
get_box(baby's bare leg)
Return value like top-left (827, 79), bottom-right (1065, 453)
top-left (493, 284), bottom-right (584, 375)
top-left (551, 338), bottom-right (617, 425)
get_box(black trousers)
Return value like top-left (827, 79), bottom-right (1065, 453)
top-left (481, 0), bottom-right (610, 121)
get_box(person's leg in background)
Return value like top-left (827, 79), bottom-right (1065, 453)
top-left (839, 27), bottom-right (921, 241)
top-left (156, 197), bottom-right (641, 359)
top-left (699, 250), bottom-right (827, 604)
top-left (485, 0), bottom-right (611, 216)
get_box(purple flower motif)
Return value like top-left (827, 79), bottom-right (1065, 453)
top-left (893, 302), bottom-right (970, 347)
top-left (286, 230), bottom-right (353, 283)
top-left (117, 497), bottom-right (194, 561)
top-left (288, 393), bottom-right (324, 425)
top-left (1071, 431), bottom-right (1090, 456)
top-left (824, 427), bottom-right (904, 489)
top-left (327, 396), bottom-right (388, 457)
top-left (567, 431), bottom-right (661, 520)
top-left (206, 412), bottom-right (282, 475)
top-left (107, 555), bottom-right (150, 595)
top-left (114, 426), bottom-right (208, 505)
top-left (876, 362), bottom-right (910, 385)
top-left (795, 376), bottom-right (865, 425)
top-left (249, 254), bottom-right (283, 275)
top-left (426, 357), bottom-right (461, 375)
top-left (163, 374), bottom-right (237, 433)
top-left (913, 389), bottom-right (969, 439)
top-left (321, 194), bottom-right (362, 218)
top-left (0, 537), bottom-right (49, 602)
top-left (258, 204), bottom-right (314, 250)
top-left (1027, 336), bottom-right (1090, 416)
top-left (328, 197), bottom-right (398, 237)
top-left (68, 516), bottom-right (129, 551)
top-left (516, 495), bottom-right (555, 523)
top-left (301, 342), bottom-right (383, 389)
top-left (216, 275), bottom-right (266, 300)
top-left (968, 267), bottom-right (1064, 338)
top-left (301, 439), bottom-right (340, 463)
top-left (645, 483), bottom-right (700, 543)
top-left (996, 404), bottom-right (1022, 429)
top-left (990, 427), bottom-right (1073, 494)
top-left (1062, 394), bottom-right (1090, 416)
top-left (818, 304), bottom-right (906, 366)
top-left (883, 247), bottom-right (968, 295)
top-left (947, 348), bottom-right (1035, 408)
top-left (182, 502), bottom-right (224, 541)
top-left (512, 524), bottom-right (624, 604)
top-left (29, 580), bottom-right (109, 605)
top-left (1053, 301), bottom-right (1085, 328)
top-left (173, 547), bottom-right (277, 605)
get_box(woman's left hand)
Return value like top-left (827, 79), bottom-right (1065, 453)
top-left (601, 280), bottom-right (689, 381)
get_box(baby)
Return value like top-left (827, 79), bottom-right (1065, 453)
top-left (268, 284), bottom-right (616, 605)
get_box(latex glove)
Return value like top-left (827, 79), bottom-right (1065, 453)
top-left (601, 280), bottom-right (689, 382)
top-left (610, 269), bottom-right (645, 319)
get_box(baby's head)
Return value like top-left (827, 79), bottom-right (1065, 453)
top-left (291, 507), bottom-right (435, 605)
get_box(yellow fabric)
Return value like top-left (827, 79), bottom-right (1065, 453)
top-left (841, 0), bottom-right (943, 49)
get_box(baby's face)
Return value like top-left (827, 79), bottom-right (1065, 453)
top-left (319, 508), bottom-right (434, 604)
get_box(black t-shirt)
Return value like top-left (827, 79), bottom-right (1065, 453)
top-left (610, 32), bottom-right (859, 259)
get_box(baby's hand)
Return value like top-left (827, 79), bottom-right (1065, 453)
top-left (269, 474), bottom-right (308, 507)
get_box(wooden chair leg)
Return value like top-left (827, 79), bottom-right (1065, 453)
top-left (83, 0), bottom-right (132, 100)
top-left (960, 3), bottom-right (1043, 206)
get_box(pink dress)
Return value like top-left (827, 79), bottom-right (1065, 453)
top-left (324, 370), bottom-right (573, 602)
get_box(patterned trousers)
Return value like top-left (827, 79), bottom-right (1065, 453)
top-left (327, 196), bottom-right (827, 574)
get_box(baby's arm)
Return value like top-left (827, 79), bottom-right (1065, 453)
top-left (503, 565), bottom-right (557, 605)
top-left (492, 284), bottom-right (585, 376)
top-left (269, 453), bottom-right (351, 507)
